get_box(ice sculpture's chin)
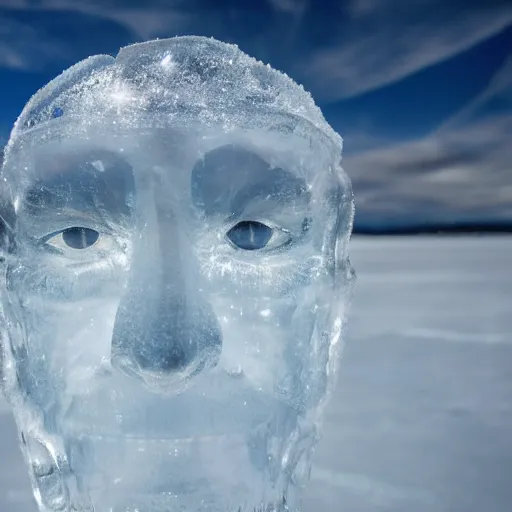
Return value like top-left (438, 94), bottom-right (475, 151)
top-left (31, 432), bottom-right (296, 512)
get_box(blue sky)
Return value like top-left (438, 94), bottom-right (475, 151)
top-left (0, 0), bottom-right (511, 231)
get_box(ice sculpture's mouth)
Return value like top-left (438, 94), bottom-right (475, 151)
top-left (60, 365), bottom-right (284, 443)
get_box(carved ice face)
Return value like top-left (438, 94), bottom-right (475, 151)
top-left (0, 37), bottom-right (354, 512)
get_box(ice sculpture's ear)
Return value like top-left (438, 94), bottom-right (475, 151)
top-left (0, 184), bottom-right (15, 266)
top-left (0, 147), bottom-right (14, 396)
top-left (0, 199), bottom-right (6, 397)
top-left (334, 163), bottom-right (355, 269)
top-left (0, 148), bottom-right (3, 394)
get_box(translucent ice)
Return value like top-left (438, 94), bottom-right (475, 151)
top-left (0, 37), bottom-right (355, 512)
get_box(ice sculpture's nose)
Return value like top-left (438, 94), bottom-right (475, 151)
top-left (111, 284), bottom-right (222, 378)
top-left (112, 290), bottom-right (222, 378)
top-left (110, 177), bottom-right (222, 388)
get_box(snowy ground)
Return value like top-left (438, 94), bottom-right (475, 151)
top-left (1, 236), bottom-right (511, 512)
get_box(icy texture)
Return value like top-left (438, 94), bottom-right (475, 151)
top-left (0, 37), bottom-right (355, 512)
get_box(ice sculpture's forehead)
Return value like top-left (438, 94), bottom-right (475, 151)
top-left (2, 37), bottom-right (347, 202)
top-left (7, 37), bottom-right (341, 152)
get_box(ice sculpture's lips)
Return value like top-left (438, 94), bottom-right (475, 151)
top-left (60, 367), bottom-right (288, 441)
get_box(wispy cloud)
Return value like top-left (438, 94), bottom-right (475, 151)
top-left (0, 16), bottom-right (71, 70)
top-left (0, 1), bottom-right (187, 70)
top-left (438, 56), bottom-right (512, 131)
top-left (1, 1), bottom-right (187, 38)
top-left (265, 0), bottom-right (308, 15)
top-left (0, 0), bottom-right (510, 101)
top-left (295, 1), bottom-right (512, 101)
top-left (344, 57), bottom-right (512, 227)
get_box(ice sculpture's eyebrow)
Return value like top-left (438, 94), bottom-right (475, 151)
top-left (191, 145), bottom-right (310, 217)
top-left (23, 150), bottom-right (135, 221)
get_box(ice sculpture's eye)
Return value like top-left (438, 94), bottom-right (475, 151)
top-left (45, 227), bottom-right (100, 251)
top-left (63, 227), bottom-right (99, 249)
top-left (226, 221), bottom-right (290, 251)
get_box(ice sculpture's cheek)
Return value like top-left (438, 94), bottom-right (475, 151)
top-left (52, 301), bottom-right (120, 396)
top-left (214, 302), bottom-right (293, 389)
top-left (208, 272), bottom-right (325, 399)
top-left (198, 251), bottom-right (324, 298)
top-left (5, 295), bottom-right (120, 403)
top-left (6, 255), bottom-right (128, 304)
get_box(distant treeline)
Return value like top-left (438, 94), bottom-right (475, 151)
top-left (353, 223), bottom-right (512, 235)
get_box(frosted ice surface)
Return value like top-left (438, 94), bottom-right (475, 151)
top-left (0, 37), bottom-right (355, 511)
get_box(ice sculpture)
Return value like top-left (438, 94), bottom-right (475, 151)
top-left (0, 37), bottom-right (355, 512)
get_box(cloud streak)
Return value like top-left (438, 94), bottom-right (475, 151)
top-left (0, 1), bottom-right (188, 69)
top-left (344, 57), bottom-right (512, 228)
top-left (297, 1), bottom-right (512, 101)
top-left (0, 0), bottom-right (510, 101)
top-left (0, 16), bottom-right (72, 70)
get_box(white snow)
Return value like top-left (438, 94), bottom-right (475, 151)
top-left (2, 235), bottom-right (512, 512)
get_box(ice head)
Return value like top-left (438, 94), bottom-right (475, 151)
top-left (0, 36), bottom-right (355, 512)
